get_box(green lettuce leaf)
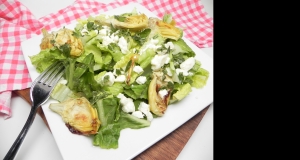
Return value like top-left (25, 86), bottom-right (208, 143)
top-left (170, 83), bottom-right (192, 103)
top-left (114, 52), bottom-right (134, 69)
top-left (170, 39), bottom-right (195, 57)
top-left (29, 49), bottom-right (67, 73)
top-left (137, 48), bottom-right (156, 69)
top-left (103, 83), bottom-right (125, 96)
top-left (93, 97), bottom-right (150, 149)
top-left (123, 80), bottom-right (150, 100)
top-left (93, 124), bottom-right (121, 149)
top-left (50, 83), bottom-right (78, 102)
top-left (118, 111), bottom-right (150, 129)
top-left (191, 68), bottom-right (209, 88)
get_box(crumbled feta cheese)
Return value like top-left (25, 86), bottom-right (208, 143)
top-left (165, 67), bottom-right (173, 76)
top-left (139, 38), bottom-right (162, 55)
top-left (133, 65), bottom-right (143, 74)
top-left (165, 57), bottom-right (170, 64)
top-left (102, 33), bottom-right (119, 46)
top-left (81, 28), bottom-right (89, 35)
top-left (102, 72), bottom-right (115, 86)
top-left (158, 89), bottom-right (168, 99)
top-left (138, 102), bottom-right (153, 121)
top-left (145, 111), bottom-right (153, 121)
top-left (115, 75), bottom-right (126, 83)
top-left (102, 36), bottom-right (114, 46)
top-left (122, 101), bottom-right (135, 113)
top-left (138, 102), bottom-right (149, 112)
top-left (180, 57), bottom-right (195, 71)
top-left (157, 49), bottom-right (167, 55)
top-left (111, 33), bottom-right (119, 42)
top-left (102, 26), bottom-right (110, 29)
top-left (117, 93), bottom-right (126, 101)
top-left (99, 26), bottom-right (111, 36)
top-left (147, 43), bottom-right (161, 51)
top-left (164, 42), bottom-right (174, 50)
top-left (151, 38), bottom-right (159, 44)
top-left (131, 111), bottom-right (144, 118)
top-left (136, 76), bottom-right (147, 85)
top-left (118, 36), bottom-right (128, 54)
top-left (151, 54), bottom-right (170, 71)
top-left (99, 28), bottom-right (109, 36)
top-left (176, 68), bottom-right (189, 76)
top-left (117, 93), bottom-right (135, 113)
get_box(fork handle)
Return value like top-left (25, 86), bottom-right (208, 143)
top-left (3, 105), bottom-right (39, 160)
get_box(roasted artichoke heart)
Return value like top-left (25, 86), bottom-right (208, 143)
top-left (49, 97), bottom-right (101, 135)
top-left (148, 17), bottom-right (182, 41)
top-left (40, 28), bottom-right (84, 56)
top-left (99, 14), bottom-right (148, 31)
top-left (148, 72), bottom-right (172, 116)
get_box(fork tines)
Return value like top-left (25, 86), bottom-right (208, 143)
top-left (32, 61), bottom-right (65, 87)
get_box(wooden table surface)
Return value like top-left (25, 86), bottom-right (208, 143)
top-left (14, 88), bottom-right (210, 160)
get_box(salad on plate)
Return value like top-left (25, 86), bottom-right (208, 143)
top-left (28, 7), bottom-right (209, 149)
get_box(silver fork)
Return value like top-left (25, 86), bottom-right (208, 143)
top-left (4, 61), bottom-right (65, 160)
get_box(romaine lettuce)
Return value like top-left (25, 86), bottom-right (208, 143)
top-left (29, 48), bottom-right (67, 73)
top-left (94, 97), bottom-right (150, 149)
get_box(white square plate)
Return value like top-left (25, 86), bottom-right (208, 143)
top-left (21, 3), bottom-right (213, 160)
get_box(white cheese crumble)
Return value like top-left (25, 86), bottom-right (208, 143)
top-left (118, 36), bottom-right (128, 54)
top-left (117, 93), bottom-right (135, 113)
top-left (164, 42), bottom-right (174, 50)
top-left (101, 72), bottom-right (115, 86)
top-left (158, 89), bottom-right (168, 99)
top-left (145, 112), bottom-right (153, 121)
top-left (180, 57), bottom-right (195, 71)
top-left (114, 75), bottom-right (126, 83)
top-left (175, 68), bottom-right (189, 76)
top-left (138, 102), bottom-right (153, 121)
top-left (136, 76), bottom-right (147, 85)
top-left (99, 27), bottom-right (109, 36)
top-left (157, 49), bottom-right (167, 55)
top-left (133, 65), bottom-right (143, 74)
top-left (139, 38), bottom-right (161, 55)
top-left (81, 28), bottom-right (89, 35)
top-left (174, 57), bottom-right (196, 77)
top-left (102, 26), bottom-right (110, 30)
top-left (151, 38), bottom-right (159, 45)
top-left (102, 33), bottom-right (119, 46)
top-left (151, 54), bottom-right (170, 71)
top-left (148, 43), bottom-right (161, 51)
top-left (131, 111), bottom-right (144, 119)
top-left (165, 67), bottom-right (173, 76)
top-left (138, 102), bottom-right (149, 113)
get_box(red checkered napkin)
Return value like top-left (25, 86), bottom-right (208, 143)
top-left (0, 0), bottom-right (213, 118)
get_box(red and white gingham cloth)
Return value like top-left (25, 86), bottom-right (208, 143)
top-left (0, 0), bottom-right (213, 118)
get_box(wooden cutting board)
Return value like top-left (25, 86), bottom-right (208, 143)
top-left (14, 89), bottom-right (210, 159)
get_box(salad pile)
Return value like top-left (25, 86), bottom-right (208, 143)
top-left (29, 8), bottom-right (209, 149)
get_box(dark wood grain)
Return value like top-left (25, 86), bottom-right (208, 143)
top-left (14, 89), bottom-right (210, 159)
top-left (132, 107), bottom-right (209, 160)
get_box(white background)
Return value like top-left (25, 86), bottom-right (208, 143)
top-left (0, 0), bottom-right (213, 159)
